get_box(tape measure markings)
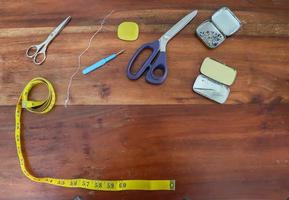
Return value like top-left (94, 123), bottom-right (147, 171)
top-left (15, 77), bottom-right (175, 191)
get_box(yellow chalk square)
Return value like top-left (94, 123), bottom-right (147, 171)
top-left (117, 22), bottom-right (139, 41)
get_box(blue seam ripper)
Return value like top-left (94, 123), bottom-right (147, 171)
top-left (82, 49), bottom-right (125, 75)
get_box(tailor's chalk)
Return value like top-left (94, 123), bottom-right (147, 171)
top-left (117, 22), bottom-right (139, 41)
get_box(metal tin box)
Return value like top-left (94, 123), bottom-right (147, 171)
top-left (196, 7), bottom-right (241, 48)
top-left (192, 57), bottom-right (237, 104)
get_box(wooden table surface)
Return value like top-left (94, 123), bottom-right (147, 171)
top-left (1, 0), bottom-right (289, 200)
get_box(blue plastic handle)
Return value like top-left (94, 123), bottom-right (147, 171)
top-left (82, 54), bottom-right (116, 75)
top-left (126, 40), bottom-right (168, 84)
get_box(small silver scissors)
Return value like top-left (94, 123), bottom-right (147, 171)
top-left (26, 16), bottom-right (71, 65)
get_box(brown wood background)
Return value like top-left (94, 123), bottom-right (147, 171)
top-left (0, 0), bottom-right (289, 200)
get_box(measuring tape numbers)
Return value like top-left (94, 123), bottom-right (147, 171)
top-left (15, 77), bottom-right (175, 191)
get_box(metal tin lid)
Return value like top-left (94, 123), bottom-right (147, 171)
top-left (200, 57), bottom-right (237, 86)
top-left (211, 7), bottom-right (241, 36)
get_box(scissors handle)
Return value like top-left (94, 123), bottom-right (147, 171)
top-left (26, 43), bottom-right (41, 58)
top-left (146, 51), bottom-right (167, 84)
top-left (127, 40), bottom-right (168, 84)
top-left (26, 42), bottom-right (47, 65)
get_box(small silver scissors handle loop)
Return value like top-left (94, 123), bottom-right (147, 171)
top-left (26, 43), bottom-right (41, 58)
top-left (32, 48), bottom-right (47, 65)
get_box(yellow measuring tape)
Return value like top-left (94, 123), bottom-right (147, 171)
top-left (15, 77), bottom-right (175, 191)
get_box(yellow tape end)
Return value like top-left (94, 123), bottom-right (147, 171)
top-left (170, 180), bottom-right (176, 190)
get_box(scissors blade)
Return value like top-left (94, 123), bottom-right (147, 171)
top-left (161, 10), bottom-right (198, 42)
top-left (46, 16), bottom-right (71, 43)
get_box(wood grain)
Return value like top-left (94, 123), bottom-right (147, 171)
top-left (0, 0), bottom-right (289, 105)
top-left (1, 105), bottom-right (289, 200)
top-left (0, 0), bottom-right (289, 200)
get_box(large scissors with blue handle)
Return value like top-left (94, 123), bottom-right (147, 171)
top-left (127, 10), bottom-right (198, 84)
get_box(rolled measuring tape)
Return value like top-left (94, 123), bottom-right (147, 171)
top-left (15, 77), bottom-right (175, 191)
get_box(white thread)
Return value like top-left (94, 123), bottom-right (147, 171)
top-left (64, 10), bottom-right (114, 107)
